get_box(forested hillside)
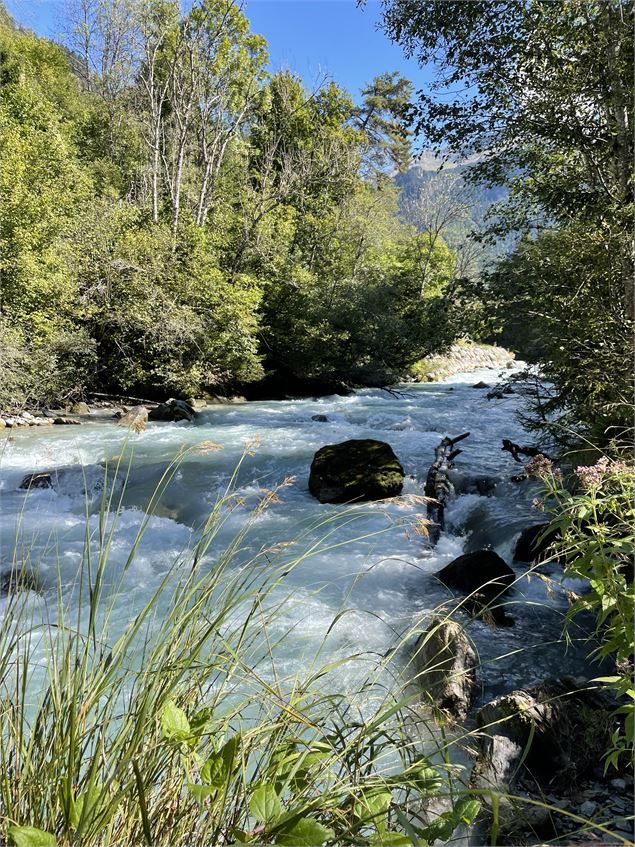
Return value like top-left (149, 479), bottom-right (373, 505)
top-left (0, 1), bottom-right (461, 409)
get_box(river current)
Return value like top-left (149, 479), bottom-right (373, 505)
top-left (0, 365), bottom-right (592, 709)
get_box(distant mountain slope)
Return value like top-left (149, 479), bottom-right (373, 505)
top-left (395, 154), bottom-right (513, 273)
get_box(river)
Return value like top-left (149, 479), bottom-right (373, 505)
top-left (0, 365), bottom-right (592, 711)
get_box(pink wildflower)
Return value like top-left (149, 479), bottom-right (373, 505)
top-left (576, 457), bottom-right (634, 490)
top-left (525, 454), bottom-right (554, 477)
top-left (576, 456), bottom-right (610, 490)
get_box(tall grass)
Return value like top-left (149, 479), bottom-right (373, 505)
top-left (0, 447), bottom-right (479, 847)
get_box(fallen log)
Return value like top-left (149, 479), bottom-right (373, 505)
top-left (425, 431), bottom-right (470, 545)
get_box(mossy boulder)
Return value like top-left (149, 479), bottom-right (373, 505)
top-left (308, 439), bottom-right (404, 504)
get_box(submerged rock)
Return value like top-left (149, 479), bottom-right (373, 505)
top-left (308, 439), bottom-right (404, 503)
top-left (450, 473), bottom-right (499, 497)
top-left (53, 417), bottom-right (81, 425)
top-left (311, 414), bottom-right (329, 422)
top-left (19, 472), bottom-right (54, 490)
top-left (186, 397), bottom-right (207, 410)
top-left (472, 381), bottom-right (490, 389)
top-left (513, 523), bottom-right (560, 562)
top-left (0, 567), bottom-right (42, 597)
top-left (148, 398), bottom-right (195, 422)
top-left (436, 550), bottom-right (516, 627)
top-left (71, 401), bottom-right (91, 414)
top-left (413, 618), bottom-right (477, 720)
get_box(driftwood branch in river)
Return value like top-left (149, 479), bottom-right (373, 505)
top-left (380, 386), bottom-right (416, 399)
top-left (425, 431), bottom-right (470, 545)
top-left (501, 438), bottom-right (554, 464)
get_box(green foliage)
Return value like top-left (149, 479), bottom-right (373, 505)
top-left (482, 224), bottom-right (633, 445)
top-left (355, 71), bottom-right (413, 175)
top-left (528, 455), bottom-right (635, 769)
top-left (380, 0), bottom-right (633, 445)
top-left (7, 827), bottom-right (56, 847)
top-left (0, 4), bottom-right (456, 407)
top-left (259, 182), bottom-right (456, 384)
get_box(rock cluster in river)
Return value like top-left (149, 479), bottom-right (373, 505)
top-left (1, 395), bottom-right (204, 432)
top-left (148, 398), bottom-right (196, 422)
top-left (0, 411), bottom-right (55, 428)
top-left (472, 678), bottom-right (631, 843)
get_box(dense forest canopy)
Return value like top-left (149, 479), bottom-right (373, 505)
top-left (0, 0), bottom-right (461, 408)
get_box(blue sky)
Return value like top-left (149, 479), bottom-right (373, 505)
top-left (4, 0), bottom-right (434, 101)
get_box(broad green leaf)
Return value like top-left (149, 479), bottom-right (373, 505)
top-left (190, 707), bottom-right (213, 735)
top-left (8, 827), bottom-right (56, 847)
top-left (201, 751), bottom-right (227, 787)
top-left (75, 782), bottom-right (106, 829)
top-left (221, 733), bottom-right (241, 776)
top-left (250, 782), bottom-right (282, 824)
top-left (454, 797), bottom-right (481, 824)
top-left (58, 779), bottom-right (79, 829)
top-left (353, 789), bottom-right (393, 822)
top-left (161, 701), bottom-right (190, 741)
top-left (276, 817), bottom-right (334, 845)
top-left (418, 812), bottom-right (456, 845)
top-left (187, 782), bottom-right (218, 802)
top-left (412, 766), bottom-right (442, 794)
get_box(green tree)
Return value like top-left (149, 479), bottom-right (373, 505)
top-left (0, 19), bottom-right (96, 407)
top-left (379, 0), bottom-right (633, 442)
top-left (355, 71), bottom-right (412, 175)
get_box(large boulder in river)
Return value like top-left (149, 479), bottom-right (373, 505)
top-left (437, 550), bottom-right (515, 597)
top-left (308, 439), bottom-right (404, 504)
top-left (413, 618), bottom-right (477, 720)
top-left (436, 550), bottom-right (515, 625)
top-left (513, 523), bottom-right (560, 562)
top-left (148, 398), bottom-right (195, 422)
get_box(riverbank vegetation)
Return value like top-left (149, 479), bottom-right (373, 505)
top-left (377, 0), bottom-right (633, 798)
top-left (1, 454), bottom-right (483, 847)
top-left (379, 0), bottom-right (633, 448)
top-left (0, 0), bottom-right (459, 410)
